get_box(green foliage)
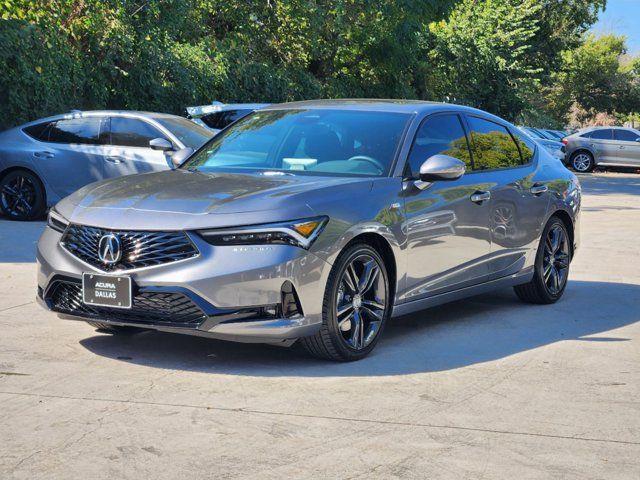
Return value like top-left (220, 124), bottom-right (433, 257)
top-left (0, 0), bottom-right (635, 131)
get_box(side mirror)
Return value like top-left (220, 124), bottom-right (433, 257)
top-left (171, 147), bottom-right (194, 169)
top-left (417, 154), bottom-right (466, 185)
top-left (149, 137), bottom-right (174, 152)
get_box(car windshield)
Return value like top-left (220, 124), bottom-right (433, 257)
top-left (182, 109), bottom-right (410, 177)
top-left (153, 116), bottom-right (214, 149)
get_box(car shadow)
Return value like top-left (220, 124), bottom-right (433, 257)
top-left (577, 172), bottom-right (640, 196)
top-left (79, 280), bottom-right (639, 377)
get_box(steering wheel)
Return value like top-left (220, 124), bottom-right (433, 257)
top-left (346, 155), bottom-right (385, 173)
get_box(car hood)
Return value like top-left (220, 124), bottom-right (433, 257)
top-left (56, 170), bottom-right (373, 230)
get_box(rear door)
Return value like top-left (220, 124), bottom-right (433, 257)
top-left (34, 116), bottom-right (109, 197)
top-left (403, 113), bottom-right (492, 299)
top-left (463, 116), bottom-right (549, 280)
top-left (585, 129), bottom-right (617, 163)
top-left (613, 129), bottom-right (640, 167)
top-left (103, 116), bottom-right (173, 178)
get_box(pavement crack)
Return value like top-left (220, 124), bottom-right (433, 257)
top-left (2, 390), bottom-right (639, 447)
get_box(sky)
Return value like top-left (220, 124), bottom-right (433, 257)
top-left (591, 0), bottom-right (640, 54)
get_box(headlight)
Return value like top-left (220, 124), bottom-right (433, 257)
top-left (47, 208), bottom-right (68, 233)
top-left (198, 216), bottom-right (328, 249)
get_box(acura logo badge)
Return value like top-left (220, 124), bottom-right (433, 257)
top-left (98, 234), bottom-right (122, 265)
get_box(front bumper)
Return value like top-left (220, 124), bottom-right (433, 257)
top-left (37, 226), bottom-right (330, 344)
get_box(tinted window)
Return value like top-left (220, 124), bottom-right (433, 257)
top-left (408, 114), bottom-right (471, 176)
top-left (614, 129), bottom-right (640, 142)
top-left (184, 109), bottom-right (410, 177)
top-left (201, 110), bottom-right (252, 130)
top-left (512, 129), bottom-right (536, 164)
top-left (47, 117), bottom-right (104, 144)
top-left (23, 122), bottom-right (52, 141)
top-left (110, 117), bottom-right (164, 148)
top-left (588, 129), bottom-right (613, 140)
top-left (153, 116), bottom-right (213, 149)
top-left (467, 116), bottom-right (522, 170)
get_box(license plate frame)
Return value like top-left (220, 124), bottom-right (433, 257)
top-left (82, 273), bottom-right (132, 309)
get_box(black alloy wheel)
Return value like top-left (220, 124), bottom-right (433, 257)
top-left (0, 170), bottom-right (46, 220)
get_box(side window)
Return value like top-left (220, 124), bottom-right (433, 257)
top-left (467, 116), bottom-right (522, 171)
top-left (589, 129), bottom-right (613, 140)
top-left (511, 129), bottom-right (536, 164)
top-left (110, 117), bottom-right (164, 148)
top-left (407, 114), bottom-right (472, 176)
top-left (47, 117), bottom-right (104, 144)
top-left (614, 129), bottom-right (640, 142)
top-left (23, 122), bottom-right (53, 141)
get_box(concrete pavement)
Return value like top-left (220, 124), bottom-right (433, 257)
top-left (0, 172), bottom-right (638, 479)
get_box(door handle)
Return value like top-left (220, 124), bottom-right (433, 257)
top-left (470, 191), bottom-right (491, 203)
top-left (33, 151), bottom-right (54, 159)
top-left (530, 184), bottom-right (548, 196)
top-left (106, 156), bottom-right (123, 164)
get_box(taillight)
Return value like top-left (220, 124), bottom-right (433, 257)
top-left (561, 138), bottom-right (568, 145)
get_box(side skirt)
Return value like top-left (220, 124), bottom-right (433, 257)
top-left (391, 269), bottom-right (533, 318)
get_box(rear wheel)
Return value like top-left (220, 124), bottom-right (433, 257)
top-left (301, 244), bottom-right (390, 361)
top-left (570, 151), bottom-right (594, 173)
top-left (0, 170), bottom-right (46, 220)
top-left (514, 217), bottom-right (571, 304)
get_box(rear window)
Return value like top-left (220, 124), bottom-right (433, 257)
top-left (467, 116), bottom-right (523, 170)
top-left (47, 117), bottom-right (104, 144)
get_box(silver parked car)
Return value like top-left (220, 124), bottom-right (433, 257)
top-left (0, 110), bottom-right (213, 220)
top-left (564, 126), bottom-right (640, 172)
top-left (37, 100), bottom-right (580, 361)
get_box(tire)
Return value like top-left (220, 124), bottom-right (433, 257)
top-left (514, 216), bottom-right (571, 304)
top-left (0, 169), bottom-right (46, 220)
top-left (86, 321), bottom-right (138, 334)
top-left (300, 243), bottom-right (391, 361)
top-left (570, 151), bottom-right (594, 173)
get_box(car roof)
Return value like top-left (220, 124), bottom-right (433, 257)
top-left (261, 98), bottom-right (506, 119)
top-left (20, 110), bottom-right (186, 127)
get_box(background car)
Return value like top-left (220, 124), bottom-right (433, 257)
top-left (186, 102), bottom-right (270, 134)
top-left (563, 126), bottom-right (640, 172)
top-left (519, 127), bottom-right (566, 164)
top-left (0, 110), bottom-right (213, 220)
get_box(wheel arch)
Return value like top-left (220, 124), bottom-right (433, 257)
top-left (570, 148), bottom-right (595, 164)
top-left (344, 232), bottom-right (397, 304)
top-left (548, 209), bottom-right (575, 258)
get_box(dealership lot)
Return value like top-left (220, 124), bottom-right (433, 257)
top-left (0, 173), bottom-right (639, 479)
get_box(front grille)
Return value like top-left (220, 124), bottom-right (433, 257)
top-left (61, 225), bottom-right (198, 271)
top-left (48, 281), bottom-right (206, 327)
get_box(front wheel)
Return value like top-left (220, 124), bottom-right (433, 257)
top-left (514, 217), bottom-right (571, 304)
top-left (301, 244), bottom-right (391, 361)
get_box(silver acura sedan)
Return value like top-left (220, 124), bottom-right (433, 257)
top-left (0, 110), bottom-right (213, 220)
top-left (37, 100), bottom-right (581, 361)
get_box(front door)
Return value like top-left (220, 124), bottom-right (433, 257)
top-left (403, 113), bottom-right (492, 302)
top-left (613, 129), bottom-right (640, 167)
top-left (103, 116), bottom-right (173, 178)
